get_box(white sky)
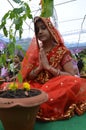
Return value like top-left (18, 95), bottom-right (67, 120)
top-left (0, 0), bottom-right (86, 44)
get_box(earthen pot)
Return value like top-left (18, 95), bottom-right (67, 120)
top-left (0, 89), bottom-right (48, 130)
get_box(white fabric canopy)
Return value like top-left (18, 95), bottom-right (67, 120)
top-left (0, 0), bottom-right (86, 45)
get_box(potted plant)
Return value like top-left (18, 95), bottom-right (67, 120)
top-left (0, 39), bottom-right (48, 130)
top-left (0, 82), bottom-right (48, 130)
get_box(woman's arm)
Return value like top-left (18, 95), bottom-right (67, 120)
top-left (60, 53), bottom-right (79, 76)
top-left (60, 61), bottom-right (76, 76)
top-left (28, 60), bottom-right (76, 80)
top-left (47, 61), bottom-right (75, 76)
top-left (28, 66), bottom-right (42, 80)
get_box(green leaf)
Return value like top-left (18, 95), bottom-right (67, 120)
top-left (13, 7), bottom-right (25, 14)
top-left (41, 0), bottom-right (54, 17)
top-left (2, 11), bottom-right (10, 21)
top-left (19, 27), bottom-right (23, 38)
top-left (13, 0), bottom-right (21, 4)
top-left (24, 3), bottom-right (33, 19)
top-left (22, 14), bottom-right (26, 20)
top-left (0, 54), bottom-right (7, 66)
top-left (17, 73), bottom-right (23, 83)
top-left (9, 11), bottom-right (16, 19)
top-left (27, 13), bottom-right (33, 19)
top-left (7, 43), bottom-right (15, 56)
top-left (3, 26), bottom-right (8, 37)
top-left (14, 17), bottom-right (23, 30)
top-left (0, 13), bottom-right (9, 29)
top-left (0, 21), bottom-right (6, 29)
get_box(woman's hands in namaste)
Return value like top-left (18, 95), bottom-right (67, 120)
top-left (38, 41), bottom-right (60, 76)
top-left (39, 42), bottom-right (50, 71)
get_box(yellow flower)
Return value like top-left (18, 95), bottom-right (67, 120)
top-left (8, 82), bottom-right (30, 91)
top-left (23, 82), bottom-right (30, 90)
top-left (8, 82), bottom-right (18, 90)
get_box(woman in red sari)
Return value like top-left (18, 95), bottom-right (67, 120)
top-left (20, 16), bottom-right (86, 121)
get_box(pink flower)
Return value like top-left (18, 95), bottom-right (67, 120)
top-left (1, 67), bottom-right (8, 77)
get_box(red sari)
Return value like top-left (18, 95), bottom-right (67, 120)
top-left (20, 17), bottom-right (86, 121)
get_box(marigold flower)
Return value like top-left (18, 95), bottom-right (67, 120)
top-left (23, 82), bottom-right (30, 90)
top-left (8, 82), bottom-right (18, 90)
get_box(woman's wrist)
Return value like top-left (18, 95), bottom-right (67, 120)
top-left (48, 66), bottom-right (60, 76)
top-left (29, 66), bottom-right (42, 79)
top-left (32, 67), bottom-right (41, 76)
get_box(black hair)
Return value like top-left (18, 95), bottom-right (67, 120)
top-left (34, 18), bottom-right (45, 35)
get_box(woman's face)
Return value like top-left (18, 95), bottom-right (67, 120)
top-left (35, 20), bottom-right (51, 42)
